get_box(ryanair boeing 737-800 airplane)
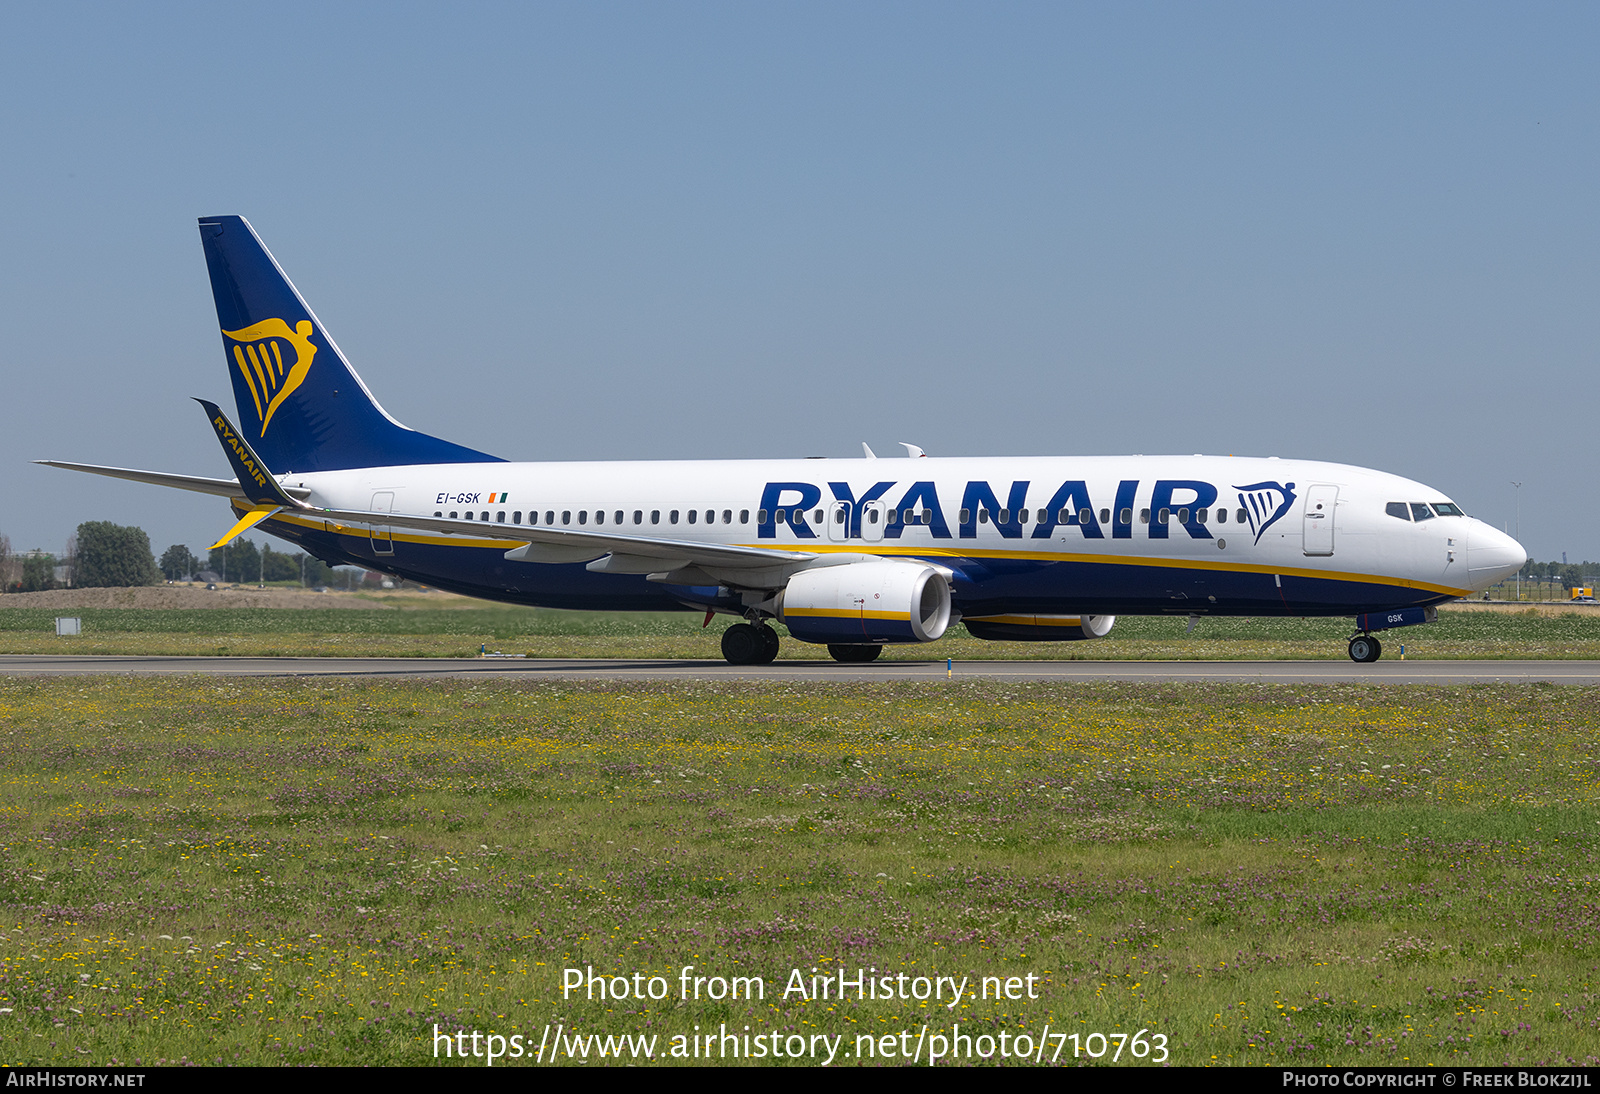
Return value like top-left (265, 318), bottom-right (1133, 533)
top-left (41, 216), bottom-right (1527, 664)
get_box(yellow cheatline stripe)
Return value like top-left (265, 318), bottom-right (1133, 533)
top-left (257, 511), bottom-right (1469, 597)
top-left (783, 608), bottom-right (910, 621)
top-left (211, 505), bottom-right (280, 550)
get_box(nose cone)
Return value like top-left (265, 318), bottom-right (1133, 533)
top-left (1466, 520), bottom-right (1527, 592)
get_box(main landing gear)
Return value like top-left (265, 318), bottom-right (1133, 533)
top-left (722, 622), bottom-right (781, 665)
top-left (1348, 634), bottom-right (1383, 663)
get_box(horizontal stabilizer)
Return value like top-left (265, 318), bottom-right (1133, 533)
top-left (35, 460), bottom-right (309, 500)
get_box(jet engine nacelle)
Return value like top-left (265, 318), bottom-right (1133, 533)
top-left (964, 614), bottom-right (1116, 642)
top-left (777, 560), bottom-right (952, 644)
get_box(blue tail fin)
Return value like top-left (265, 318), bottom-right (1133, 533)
top-left (198, 216), bottom-right (501, 472)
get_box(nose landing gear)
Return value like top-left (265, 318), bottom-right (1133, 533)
top-left (1348, 634), bottom-right (1383, 663)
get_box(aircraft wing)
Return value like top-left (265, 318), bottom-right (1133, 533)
top-left (34, 460), bottom-right (312, 501)
top-left (307, 505), bottom-right (817, 572)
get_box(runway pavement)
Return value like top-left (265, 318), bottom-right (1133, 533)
top-left (3, 654), bottom-right (1600, 684)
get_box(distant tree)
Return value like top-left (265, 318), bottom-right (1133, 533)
top-left (303, 555), bottom-right (335, 586)
top-left (207, 537), bottom-right (259, 584)
top-left (74, 522), bottom-right (160, 588)
top-left (20, 552), bottom-right (55, 592)
top-left (159, 544), bottom-right (197, 581)
top-left (1507, 560), bottom-right (1600, 594)
top-left (261, 544), bottom-right (300, 583)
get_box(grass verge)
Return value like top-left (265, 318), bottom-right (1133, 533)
top-left (0, 678), bottom-right (1598, 1066)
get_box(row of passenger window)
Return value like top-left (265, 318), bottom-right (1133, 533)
top-left (431, 506), bottom-right (1258, 528)
top-left (432, 508), bottom-right (751, 526)
top-left (1386, 501), bottom-right (1465, 522)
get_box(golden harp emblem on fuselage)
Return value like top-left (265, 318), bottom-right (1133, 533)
top-left (221, 318), bottom-right (318, 437)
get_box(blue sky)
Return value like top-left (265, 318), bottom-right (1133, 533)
top-left (2, 3), bottom-right (1595, 563)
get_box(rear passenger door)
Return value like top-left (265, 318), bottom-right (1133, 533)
top-left (370, 491), bottom-right (395, 556)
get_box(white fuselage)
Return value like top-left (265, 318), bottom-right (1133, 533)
top-left (264, 453), bottom-right (1526, 618)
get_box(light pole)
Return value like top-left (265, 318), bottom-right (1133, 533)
top-left (1511, 481), bottom-right (1523, 600)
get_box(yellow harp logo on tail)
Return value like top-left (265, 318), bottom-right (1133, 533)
top-left (221, 318), bottom-right (318, 437)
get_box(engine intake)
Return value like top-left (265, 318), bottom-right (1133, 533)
top-left (778, 561), bottom-right (952, 644)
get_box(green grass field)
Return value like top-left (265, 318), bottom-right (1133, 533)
top-left (1, 677), bottom-right (1598, 1066)
top-left (3, 604), bottom-right (1599, 659)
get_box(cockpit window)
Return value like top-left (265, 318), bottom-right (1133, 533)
top-left (1431, 502), bottom-right (1464, 517)
top-left (1386, 502), bottom-right (1410, 521)
top-left (1410, 503), bottom-right (1435, 522)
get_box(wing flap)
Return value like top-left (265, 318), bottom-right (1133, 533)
top-left (586, 553), bottom-right (694, 575)
top-left (506, 543), bottom-right (611, 565)
top-left (307, 506), bottom-right (816, 569)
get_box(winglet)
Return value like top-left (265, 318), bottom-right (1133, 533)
top-left (209, 505), bottom-right (283, 551)
top-left (196, 398), bottom-right (303, 508)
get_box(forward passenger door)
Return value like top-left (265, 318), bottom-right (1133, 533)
top-left (1302, 484), bottom-right (1338, 557)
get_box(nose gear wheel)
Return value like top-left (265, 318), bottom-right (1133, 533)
top-left (1348, 634), bottom-right (1382, 663)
